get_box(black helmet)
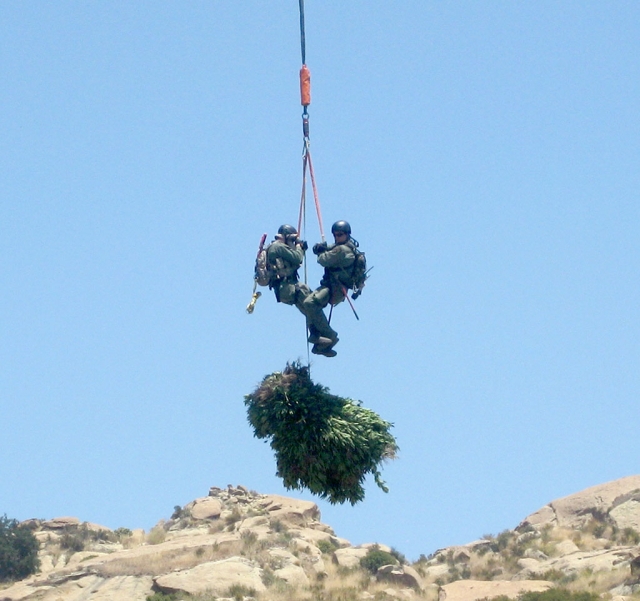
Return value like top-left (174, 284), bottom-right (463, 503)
top-left (278, 224), bottom-right (297, 237)
top-left (331, 220), bottom-right (351, 236)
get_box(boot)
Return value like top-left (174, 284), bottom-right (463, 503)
top-left (308, 335), bottom-right (334, 348)
top-left (311, 345), bottom-right (337, 358)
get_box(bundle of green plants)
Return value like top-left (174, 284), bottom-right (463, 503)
top-left (244, 362), bottom-right (398, 504)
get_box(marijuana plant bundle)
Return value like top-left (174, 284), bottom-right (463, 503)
top-left (244, 362), bottom-right (398, 505)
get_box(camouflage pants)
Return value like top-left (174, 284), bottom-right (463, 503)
top-left (297, 285), bottom-right (338, 343)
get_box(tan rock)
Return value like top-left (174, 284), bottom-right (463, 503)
top-left (258, 495), bottom-right (320, 525)
top-left (376, 564), bottom-right (422, 589)
top-left (610, 495), bottom-right (640, 532)
top-left (274, 563), bottom-right (310, 587)
top-left (555, 540), bottom-right (580, 555)
top-left (439, 579), bottom-right (553, 601)
top-left (77, 575), bottom-right (153, 600)
top-left (361, 542), bottom-right (393, 553)
top-left (383, 587), bottom-right (416, 599)
top-left (538, 548), bottom-right (635, 576)
top-left (522, 475), bottom-right (640, 529)
top-left (517, 558), bottom-right (541, 570)
top-left (268, 548), bottom-right (299, 566)
top-left (154, 556), bottom-right (266, 596)
top-left (43, 516), bottom-right (80, 529)
top-left (190, 497), bottom-right (223, 520)
top-left (288, 526), bottom-right (341, 548)
top-left (335, 547), bottom-right (369, 568)
top-left (423, 563), bottom-right (450, 578)
top-left (85, 522), bottom-right (112, 533)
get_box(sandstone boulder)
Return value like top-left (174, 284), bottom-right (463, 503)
top-left (610, 492), bottom-right (640, 532)
top-left (334, 547), bottom-right (369, 568)
top-left (516, 547), bottom-right (635, 580)
top-left (190, 497), bottom-right (223, 520)
top-left (376, 564), bottom-right (422, 589)
top-left (154, 556), bottom-right (266, 596)
top-left (522, 475), bottom-right (640, 529)
top-left (43, 516), bottom-right (80, 529)
top-left (274, 563), bottom-right (310, 587)
top-left (258, 495), bottom-right (320, 525)
top-left (555, 540), bottom-right (580, 555)
top-left (439, 579), bottom-right (553, 601)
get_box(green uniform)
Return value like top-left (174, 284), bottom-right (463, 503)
top-left (300, 241), bottom-right (356, 344)
top-left (317, 241), bottom-right (357, 305)
top-left (266, 240), bottom-right (306, 305)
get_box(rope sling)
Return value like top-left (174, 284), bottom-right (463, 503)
top-left (297, 0), bottom-right (325, 244)
top-left (247, 1), bottom-right (360, 332)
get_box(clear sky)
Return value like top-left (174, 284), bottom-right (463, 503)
top-left (1, 1), bottom-right (638, 561)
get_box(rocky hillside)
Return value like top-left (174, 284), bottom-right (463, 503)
top-left (2, 477), bottom-right (640, 601)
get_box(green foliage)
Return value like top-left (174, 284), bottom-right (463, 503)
top-left (518, 589), bottom-right (600, 601)
top-left (540, 570), bottom-right (577, 585)
top-left (146, 593), bottom-right (181, 601)
top-left (483, 589), bottom-right (601, 601)
top-left (390, 547), bottom-right (406, 565)
top-left (59, 523), bottom-right (114, 553)
top-left (0, 515), bottom-right (40, 582)
top-left (240, 529), bottom-right (258, 547)
top-left (244, 362), bottom-right (398, 505)
top-left (146, 525), bottom-right (167, 545)
top-left (227, 583), bottom-right (257, 600)
top-left (359, 547), bottom-right (398, 574)
top-left (225, 507), bottom-right (242, 528)
top-left (618, 527), bottom-right (640, 544)
top-left (316, 538), bottom-right (339, 555)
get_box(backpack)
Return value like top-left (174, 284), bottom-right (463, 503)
top-left (254, 242), bottom-right (294, 288)
top-left (254, 247), bottom-right (272, 287)
top-left (350, 247), bottom-right (368, 299)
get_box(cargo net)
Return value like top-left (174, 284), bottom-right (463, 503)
top-left (244, 362), bottom-right (398, 505)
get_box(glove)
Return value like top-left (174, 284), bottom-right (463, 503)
top-left (299, 240), bottom-right (308, 251)
top-left (313, 242), bottom-right (328, 255)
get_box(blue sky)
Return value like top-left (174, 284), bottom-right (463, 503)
top-left (1, 1), bottom-right (638, 561)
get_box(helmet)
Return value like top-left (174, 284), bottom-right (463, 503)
top-left (331, 220), bottom-right (351, 236)
top-left (278, 224), bottom-right (297, 237)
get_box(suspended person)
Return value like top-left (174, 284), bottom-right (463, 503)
top-left (251, 225), bottom-right (333, 354)
top-left (301, 220), bottom-right (366, 358)
top-left (264, 224), bottom-right (309, 306)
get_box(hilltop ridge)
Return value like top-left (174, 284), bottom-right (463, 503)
top-left (2, 477), bottom-right (640, 601)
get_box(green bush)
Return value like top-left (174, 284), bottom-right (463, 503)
top-left (519, 590), bottom-right (600, 601)
top-left (389, 547), bottom-right (406, 565)
top-left (227, 583), bottom-right (257, 600)
top-left (146, 593), bottom-right (181, 601)
top-left (244, 362), bottom-right (398, 505)
top-left (360, 547), bottom-right (398, 574)
top-left (619, 527), bottom-right (640, 544)
top-left (317, 538), bottom-right (339, 555)
top-left (0, 515), bottom-right (40, 582)
top-left (483, 589), bottom-right (601, 601)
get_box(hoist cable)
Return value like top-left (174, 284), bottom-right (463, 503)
top-left (299, 0), bottom-right (306, 65)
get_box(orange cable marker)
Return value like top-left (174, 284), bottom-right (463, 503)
top-left (300, 65), bottom-right (311, 106)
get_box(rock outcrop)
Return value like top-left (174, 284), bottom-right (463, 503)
top-left (3, 476), bottom-right (640, 601)
top-left (440, 579), bottom-right (553, 601)
top-left (0, 485), bottom-right (394, 601)
top-left (521, 475), bottom-right (640, 530)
